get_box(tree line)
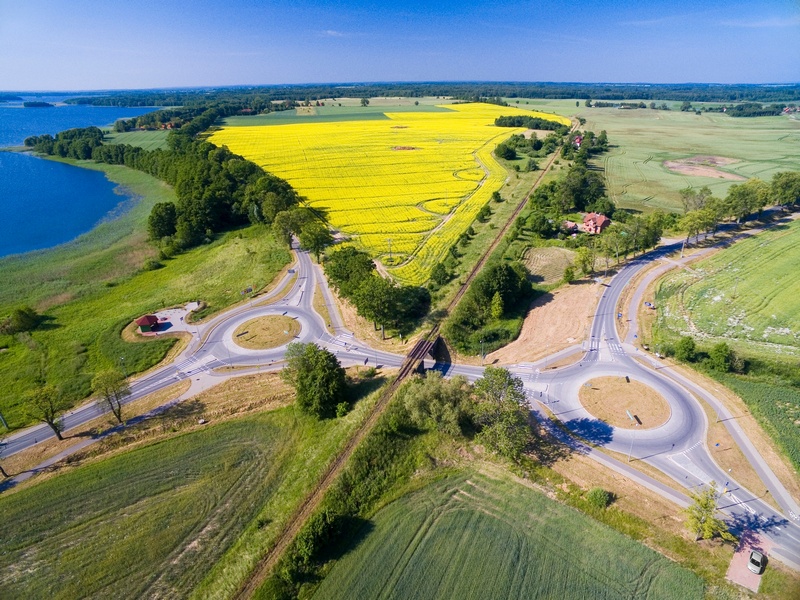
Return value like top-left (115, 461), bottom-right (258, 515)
top-left (678, 172), bottom-right (800, 244)
top-left (494, 115), bottom-right (569, 132)
top-left (61, 82), bottom-right (800, 108)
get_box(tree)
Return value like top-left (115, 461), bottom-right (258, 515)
top-left (726, 178), bottom-right (770, 223)
top-left (575, 246), bottom-right (594, 275)
top-left (324, 247), bottom-right (376, 296)
top-left (472, 367), bottom-right (530, 461)
top-left (708, 342), bottom-right (732, 372)
top-left (495, 143), bottom-right (516, 160)
top-left (674, 336), bottom-right (696, 362)
top-left (490, 291), bottom-right (504, 320)
top-left (354, 275), bottom-right (398, 339)
top-left (399, 372), bottom-right (470, 436)
top-left (563, 265), bottom-right (576, 283)
top-left (771, 171), bottom-right (800, 207)
top-left (683, 483), bottom-right (737, 542)
top-left (299, 221), bottom-right (334, 262)
top-left (0, 306), bottom-right (40, 335)
top-left (360, 97), bottom-right (370, 107)
top-left (430, 262), bottom-right (451, 287)
top-left (92, 369), bottom-right (131, 424)
top-left (26, 385), bottom-right (69, 440)
top-left (272, 207), bottom-right (314, 247)
top-left (147, 202), bottom-right (178, 240)
top-left (282, 343), bottom-right (345, 419)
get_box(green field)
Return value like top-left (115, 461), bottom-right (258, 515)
top-left (104, 128), bottom-right (170, 150)
top-left (0, 160), bottom-right (290, 428)
top-left (0, 393), bottom-right (380, 600)
top-left (220, 102), bottom-right (454, 127)
top-left (313, 471), bottom-right (704, 600)
top-left (655, 218), bottom-right (800, 355)
top-left (508, 99), bottom-right (800, 213)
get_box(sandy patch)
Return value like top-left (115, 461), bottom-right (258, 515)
top-left (579, 376), bottom-right (670, 429)
top-left (488, 280), bottom-right (601, 365)
top-left (663, 155), bottom-right (746, 180)
top-left (521, 128), bottom-right (552, 140)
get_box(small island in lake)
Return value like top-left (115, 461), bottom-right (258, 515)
top-left (23, 101), bottom-right (54, 108)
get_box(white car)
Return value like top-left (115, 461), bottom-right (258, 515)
top-left (748, 550), bottom-right (766, 574)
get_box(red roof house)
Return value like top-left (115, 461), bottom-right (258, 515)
top-left (135, 314), bottom-right (159, 333)
top-left (583, 212), bottom-right (611, 234)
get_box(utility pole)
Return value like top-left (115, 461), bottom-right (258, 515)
top-left (119, 356), bottom-right (127, 378)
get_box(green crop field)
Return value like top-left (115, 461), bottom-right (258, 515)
top-left (0, 394), bottom-right (380, 600)
top-left (655, 218), bottom-right (800, 356)
top-left (313, 471), bottom-right (704, 600)
top-left (104, 129), bottom-right (171, 150)
top-left (508, 99), bottom-right (800, 213)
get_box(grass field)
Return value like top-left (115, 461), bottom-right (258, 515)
top-left (0, 386), bottom-right (382, 600)
top-left (209, 102), bottom-right (570, 285)
top-left (104, 128), bottom-right (170, 150)
top-left (313, 471), bottom-right (704, 599)
top-left (506, 99), bottom-right (800, 213)
top-left (0, 171), bottom-right (290, 428)
top-left (655, 219), bottom-right (800, 354)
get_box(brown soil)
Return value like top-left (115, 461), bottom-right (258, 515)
top-left (488, 279), bottom-right (601, 365)
top-left (233, 315), bottom-right (300, 350)
top-left (663, 155), bottom-right (746, 180)
top-left (392, 146), bottom-right (419, 151)
top-left (579, 376), bottom-right (671, 429)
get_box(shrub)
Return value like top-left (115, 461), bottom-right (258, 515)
top-left (586, 487), bottom-right (612, 509)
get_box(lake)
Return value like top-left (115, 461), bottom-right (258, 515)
top-left (0, 98), bottom-right (158, 257)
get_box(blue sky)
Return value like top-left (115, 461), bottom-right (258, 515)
top-left (1, 0), bottom-right (798, 90)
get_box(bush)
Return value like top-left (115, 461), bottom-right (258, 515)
top-left (142, 259), bottom-right (164, 271)
top-left (586, 487), bottom-right (612, 509)
top-left (674, 336), bottom-right (696, 362)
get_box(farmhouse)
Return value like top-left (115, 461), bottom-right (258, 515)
top-left (583, 212), bottom-right (610, 234)
top-left (135, 314), bottom-right (159, 333)
top-left (562, 220), bottom-right (579, 233)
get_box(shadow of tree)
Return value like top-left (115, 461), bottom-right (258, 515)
top-left (565, 417), bottom-right (614, 445)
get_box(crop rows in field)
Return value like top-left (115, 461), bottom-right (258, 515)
top-left (656, 219), bottom-right (800, 350)
top-left (209, 103), bottom-right (570, 284)
top-left (313, 472), bottom-right (703, 599)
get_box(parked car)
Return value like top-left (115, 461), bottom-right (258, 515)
top-left (748, 550), bottom-right (766, 574)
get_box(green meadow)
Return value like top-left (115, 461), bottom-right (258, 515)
top-left (313, 471), bottom-right (704, 600)
top-left (509, 99), bottom-right (800, 213)
top-left (104, 128), bottom-right (171, 150)
top-left (655, 218), bottom-right (800, 354)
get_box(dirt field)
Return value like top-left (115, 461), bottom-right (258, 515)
top-left (579, 376), bottom-right (671, 429)
top-left (489, 279), bottom-right (601, 365)
top-left (663, 155), bottom-right (746, 180)
top-left (233, 315), bottom-right (300, 349)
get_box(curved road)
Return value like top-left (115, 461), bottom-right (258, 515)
top-left (3, 238), bottom-right (800, 568)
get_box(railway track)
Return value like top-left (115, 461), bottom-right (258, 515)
top-left (235, 118), bottom-right (577, 598)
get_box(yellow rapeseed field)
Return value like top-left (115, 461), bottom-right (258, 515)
top-left (209, 103), bottom-right (570, 285)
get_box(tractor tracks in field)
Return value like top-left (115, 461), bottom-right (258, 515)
top-left (234, 118), bottom-right (579, 599)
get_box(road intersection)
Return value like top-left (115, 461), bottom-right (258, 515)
top-left (2, 237), bottom-right (800, 570)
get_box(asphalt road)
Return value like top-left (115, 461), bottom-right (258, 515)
top-left (3, 234), bottom-right (800, 568)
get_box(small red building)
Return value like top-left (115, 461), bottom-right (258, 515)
top-left (583, 212), bottom-right (611, 234)
top-left (135, 314), bottom-right (159, 333)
